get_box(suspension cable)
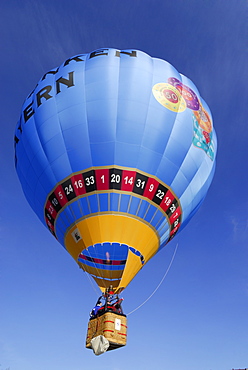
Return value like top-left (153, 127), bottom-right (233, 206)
top-left (127, 242), bottom-right (179, 316)
top-left (85, 268), bottom-right (100, 296)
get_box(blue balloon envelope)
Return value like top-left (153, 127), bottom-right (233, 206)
top-left (15, 48), bottom-right (217, 293)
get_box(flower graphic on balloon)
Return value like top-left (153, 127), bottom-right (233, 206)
top-left (152, 83), bottom-right (186, 112)
top-left (167, 77), bottom-right (200, 111)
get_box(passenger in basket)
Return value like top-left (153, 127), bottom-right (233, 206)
top-left (90, 297), bottom-right (103, 318)
top-left (112, 297), bottom-right (124, 314)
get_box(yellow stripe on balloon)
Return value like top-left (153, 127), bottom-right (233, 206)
top-left (64, 213), bottom-right (160, 292)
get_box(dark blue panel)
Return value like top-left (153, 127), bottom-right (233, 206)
top-left (110, 192), bottom-right (120, 212)
top-left (99, 193), bottom-right (109, 212)
top-left (144, 204), bottom-right (157, 223)
top-left (69, 201), bottom-right (84, 220)
top-left (119, 194), bottom-right (131, 213)
top-left (157, 219), bottom-right (170, 239)
top-left (88, 194), bottom-right (99, 214)
top-left (79, 197), bottom-right (91, 216)
top-left (150, 209), bottom-right (165, 229)
top-left (128, 196), bottom-right (142, 216)
top-left (79, 241), bottom-right (128, 271)
top-left (137, 200), bottom-right (150, 219)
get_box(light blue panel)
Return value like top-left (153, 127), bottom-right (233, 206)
top-left (36, 115), bottom-right (61, 145)
top-left (117, 78), bottom-right (152, 105)
top-left (29, 147), bottom-right (56, 188)
top-left (116, 116), bottom-right (146, 145)
top-left (180, 159), bottom-right (216, 222)
top-left (172, 111), bottom-right (194, 144)
top-left (90, 142), bottom-right (115, 166)
top-left (49, 152), bottom-right (72, 181)
top-left (178, 148), bottom-right (200, 184)
top-left (42, 132), bottom-right (67, 163)
top-left (114, 142), bottom-right (141, 167)
top-left (37, 161), bottom-right (59, 194)
top-left (116, 50), bottom-right (153, 166)
top-left (55, 73), bottom-right (86, 110)
top-left (32, 80), bottom-right (56, 112)
top-left (156, 156), bottom-right (180, 186)
top-left (170, 169), bottom-right (190, 198)
top-left (33, 98), bottom-right (58, 129)
top-left (136, 147), bottom-right (163, 175)
top-left (162, 136), bottom-right (189, 169)
top-left (141, 125), bottom-right (170, 155)
top-left (88, 118), bottom-right (116, 143)
top-left (85, 98), bottom-right (117, 127)
top-left (58, 103), bottom-right (87, 131)
top-left (85, 49), bottom-right (119, 155)
top-left (62, 124), bottom-right (92, 171)
top-left (152, 57), bottom-right (181, 82)
top-left (145, 103), bottom-right (176, 132)
top-left (118, 50), bottom-right (153, 85)
top-left (85, 48), bottom-right (119, 71)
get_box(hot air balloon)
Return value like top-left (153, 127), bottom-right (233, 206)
top-left (15, 48), bottom-right (217, 353)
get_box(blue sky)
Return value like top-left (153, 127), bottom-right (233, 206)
top-left (0, 1), bottom-right (247, 369)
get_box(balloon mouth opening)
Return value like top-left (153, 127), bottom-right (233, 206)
top-left (64, 214), bottom-right (160, 292)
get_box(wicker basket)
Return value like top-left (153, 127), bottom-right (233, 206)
top-left (86, 311), bottom-right (127, 351)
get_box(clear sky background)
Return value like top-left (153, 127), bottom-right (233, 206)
top-left (0, 1), bottom-right (247, 369)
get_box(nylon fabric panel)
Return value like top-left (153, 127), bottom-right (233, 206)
top-left (15, 48), bottom-right (217, 293)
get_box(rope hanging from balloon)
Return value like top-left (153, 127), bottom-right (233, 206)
top-left (127, 242), bottom-right (179, 316)
top-left (85, 268), bottom-right (100, 296)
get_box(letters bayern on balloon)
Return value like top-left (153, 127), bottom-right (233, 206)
top-left (15, 49), bottom-right (217, 293)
